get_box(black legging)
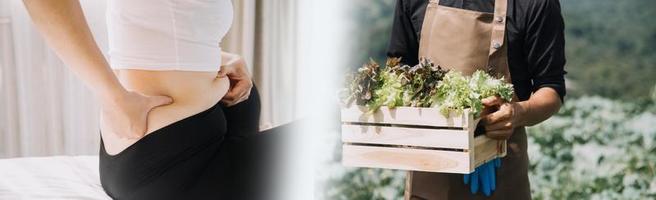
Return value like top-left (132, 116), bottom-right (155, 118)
top-left (99, 86), bottom-right (262, 200)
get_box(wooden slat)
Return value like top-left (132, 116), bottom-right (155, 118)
top-left (404, 171), bottom-right (413, 200)
top-left (473, 136), bottom-right (506, 168)
top-left (342, 144), bottom-right (472, 174)
top-left (499, 139), bottom-right (507, 157)
top-left (341, 124), bottom-right (470, 149)
top-left (341, 106), bottom-right (472, 128)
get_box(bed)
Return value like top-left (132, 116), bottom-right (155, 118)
top-left (0, 127), bottom-right (287, 200)
top-left (0, 156), bottom-right (111, 200)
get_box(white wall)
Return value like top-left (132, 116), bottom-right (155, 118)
top-left (0, 0), bottom-right (311, 159)
top-left (0, 0), bottom-right (107, 158)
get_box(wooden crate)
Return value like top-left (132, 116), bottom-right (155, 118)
top-left (341, 106), bottom-right (506, 174)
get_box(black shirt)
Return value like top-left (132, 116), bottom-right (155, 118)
top-left (387, 0), bottom-right (567, 101)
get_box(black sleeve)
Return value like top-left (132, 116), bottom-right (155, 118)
top-left (386, 0), bottom-right (420, 66)
top-left (524, 0), bottom-right (567, 102)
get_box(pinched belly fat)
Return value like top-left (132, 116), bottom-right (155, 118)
top-left (101, 69), bottom-right (230, 156)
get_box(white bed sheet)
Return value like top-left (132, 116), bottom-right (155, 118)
top-left (0, 156), bottom-right (111, 200)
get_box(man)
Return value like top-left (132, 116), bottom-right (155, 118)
top-left (386, 0), bottom-right (566, 199)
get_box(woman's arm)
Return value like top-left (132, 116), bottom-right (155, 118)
top-left (23, 0), bottom-right (123, 98)
top-left (22, 0), bottom-right (172, 138)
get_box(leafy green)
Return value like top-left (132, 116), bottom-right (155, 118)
top-left (342, 57), bottom-right (514, 117)
top-left (433, 70), bottom-right (514, 117)
top-left (340, 58), bottom-right (383, 107)
top-left (403, 58), bottom-right (449, 107)
top-left (364, 57), bottom-right (450, 111)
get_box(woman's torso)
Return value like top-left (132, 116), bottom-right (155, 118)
top-left (102, 0), bottom-right (234, 155)
top-left (101, 71), bottom-right (229, 155)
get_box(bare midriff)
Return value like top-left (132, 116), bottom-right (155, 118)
top-left (101, 69), bottom-right (230, 155)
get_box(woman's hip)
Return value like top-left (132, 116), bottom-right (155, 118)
top-left (99, 100), bottom-right (229, 199)
top-left (101, 75), bottom-right (229, 155)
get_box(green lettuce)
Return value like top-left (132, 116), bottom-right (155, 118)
top-left (432, 70), bottom-right (514, 117)
top-left (342, 57), bottom-right (514, 118)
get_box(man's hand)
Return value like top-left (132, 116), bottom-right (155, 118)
top-left (480, 96), bottom-right (526, 140)
top-left (217, 54), bottom-right (253, 107)
top-left (100, 91), bottom-right (172, 139)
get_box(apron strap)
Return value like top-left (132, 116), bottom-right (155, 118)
top-left (486, 0), bottom-right (508, 75)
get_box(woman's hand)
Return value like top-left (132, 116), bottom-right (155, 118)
top-left (480, 96), bottom-right (527, 140)
top-left (218, 52), bottom-right (253, 107)
top-left (100, 91), bottom-right (173, 139)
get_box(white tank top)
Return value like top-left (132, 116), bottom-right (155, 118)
top-left (106, 0), bottom-right (233, 71)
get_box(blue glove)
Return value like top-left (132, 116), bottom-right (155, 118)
top-left (463, 158), bottom-right (501, 196)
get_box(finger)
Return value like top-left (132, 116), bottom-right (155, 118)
top-left (238, 79), bottom-right (253, 93)
top-left (224, 81), bottom-right (245, 97)
top-left (480, 106), bottom-right (497, 117)
top-left (222, 86), bottom-right (243, 103)
top-left (217, 67), bottom-right (233, 78)
top-left (482, 96), bottom-right (503, 107)
top-left (226, 80), bottom-right (251, 99)
top-left (489, 162), bottom-right (496, 191)
top-left (224, 101), bottom-right (236, 107)
top-left (221, 93), bottom-right (240, 107)
top-left (485, 121), bottom-right (513, 131)
top-left (481, 163), bottom-right (491, 196)
top-left (222, 79), bottom-right (252, 107)
top-left (222, 92), bottom-right (246, 107)
top-left (235, 90), bottom-right (251, 104)
top-left (222, 93), bottom-right (237, 103)
top-left (486, 130), bottom-right (513, 140)
top-left (483, 107), bottom-right (512, 125)
top-left (243, 88), bottom-right (252, 99)
top-left (471, 170), bottom-right (480, 193)
top-left (235, 85), bottom-right (251, 101)
top-left (464, 173), bottom-right (470, 184)
top-left (494, 158), bottom-right (501, 168)
top-left (226, 92), bottom-right (249, 107)
top-left (486, 162), bottom-right (496, 192)
top-left (221, 99), bottom-right (235, 106)
top-left (147, 95), bottom-right (174, 108)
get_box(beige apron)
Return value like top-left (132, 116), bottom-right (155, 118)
top-left (405, 0), bottom-right (531, 199)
